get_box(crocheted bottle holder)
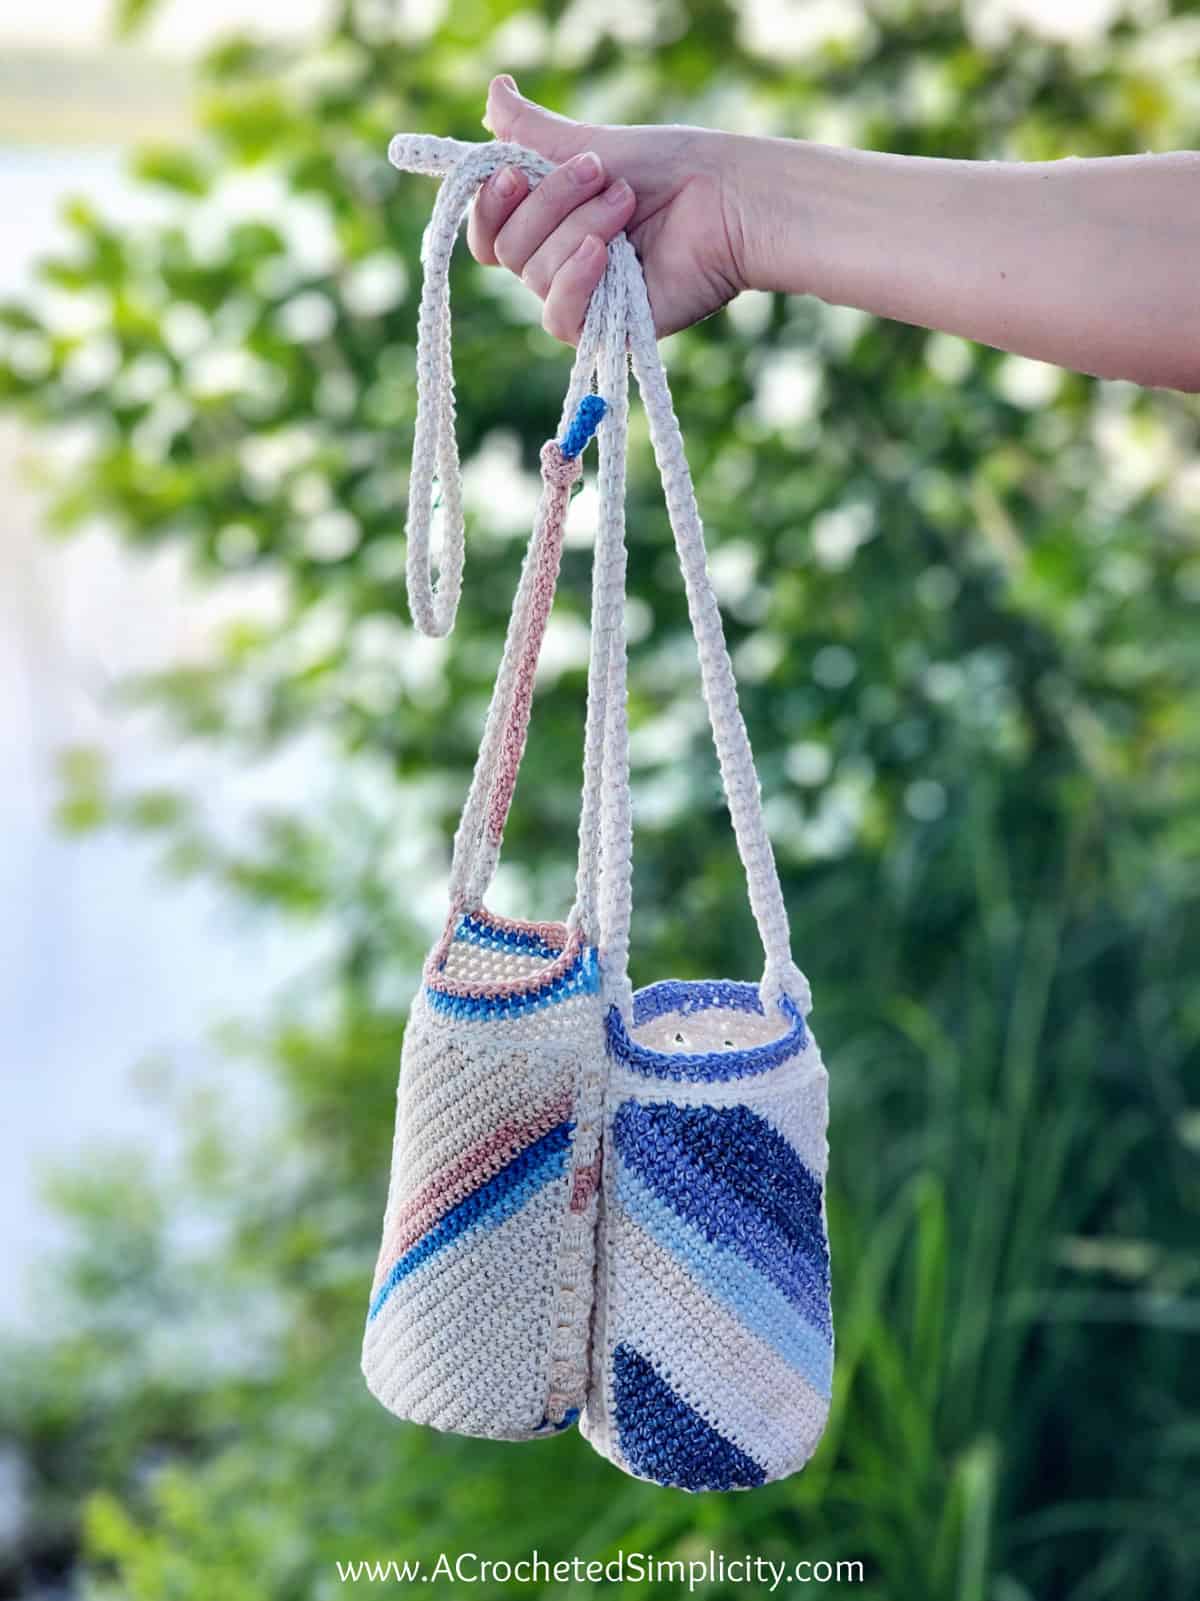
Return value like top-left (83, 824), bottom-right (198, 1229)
top-left (362, 400), bottom-right (609, 1442)
top-left (586, 982), bottom-right (831, 1490)
top-left (363, 132), bottom-right (832, 1489)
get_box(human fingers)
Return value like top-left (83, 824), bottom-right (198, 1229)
top-left (492, 150), bottom-right (608, 277)
top-left (540, 234), bottom-right (608, 346)
top-left (519, 178), bottom-right (634, 299)
top-left (467, 163), bottom-right (530, 266)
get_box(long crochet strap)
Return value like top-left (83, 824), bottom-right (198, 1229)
top-left (389, 133), bottom-right (810, 1018)
top-left (621, 239), bottom-right (810, 1014)
top-left (574, 235), bottom-right (810, 1016)
top-left (451, 412), bottom-right (602, 912)
top-left (394, 133), bottom-right (609, 910)
top-left (394, 134), bottom-right (604, 632)
top-left (565, 253), bottom-right (631, 1005)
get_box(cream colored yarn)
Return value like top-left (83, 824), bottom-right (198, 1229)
top-left (364, 132), bottom-right (831, 1491)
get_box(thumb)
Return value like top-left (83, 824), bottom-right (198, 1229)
top-left (483, 75), bottom-right (591, 165)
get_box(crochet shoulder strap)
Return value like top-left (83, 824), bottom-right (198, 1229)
top-left (394, 132), bottom-right (614, 920)
top-left (390, 132), bottom-right (811, 1021)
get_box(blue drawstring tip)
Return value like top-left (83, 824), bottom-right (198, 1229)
top-left (559, 393), bottom-right (608, 459)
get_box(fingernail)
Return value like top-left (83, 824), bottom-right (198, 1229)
top-left (494, 165), bottom-right (519, 199)
top-left (496, 73), bottom-right (518, 94)
top-left (568, 151), bottom-right (602, 185)
top-left (576, 234), bottom-right (602, 259)
top-left (605, 178), bottom-right (632, 207)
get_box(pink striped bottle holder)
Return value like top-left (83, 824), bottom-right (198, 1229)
top-left (361, 420), bottom-right (608, 1436)
top-left (361, 137), bottom-right (626, 1439)
top-left (366, 134), bottom-right (833, 1488)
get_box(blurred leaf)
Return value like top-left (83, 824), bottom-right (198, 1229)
top-left (131, 145), bottom-right (212, 196)
top-left (112, 0), bottom-right (162, 38)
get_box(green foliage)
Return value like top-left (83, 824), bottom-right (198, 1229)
top-left (3, 2), bottom-right (1200, 1598)
top-left (112, 0), bottom-right (162, 40)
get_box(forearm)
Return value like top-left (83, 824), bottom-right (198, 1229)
top-left (738, 137), bottom-right (1200, 392)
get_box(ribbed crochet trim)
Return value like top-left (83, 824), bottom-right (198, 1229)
top-left (423, 908), bottom-right (587, 1000)
top-left (606, 980), bottom-right (808, 1082)
top-left (458, 905), bottom-right (570, 947)
top-left (457, 909), bottom-right (569, 954)
top-left (632, 978), bottom-right (766, 1026)
top-left (424, 911), bottom-right (600, 1019)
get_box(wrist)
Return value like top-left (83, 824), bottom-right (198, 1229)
top-left (731, 136), bottom-right (916, 311)
top-left (727, 133), bottom-right (828, 299)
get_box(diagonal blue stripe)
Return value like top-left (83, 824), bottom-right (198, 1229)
top-left (368, 1120), bottom-right (573, 1322)
top-left (615, 1099), bottom-right (827, 1263)
top-left (612, 1342), bottom-right (767, 1492)
top-left (614, 1099), bottom-right (831, 1337)
top-left (617, 1163), bottom-right (833, 1399)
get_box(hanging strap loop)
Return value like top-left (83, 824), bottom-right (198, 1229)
top-left (398, 136), bottom-right (602, 639)
top-left (391, 132), bottom-right (811, 1019)
top-left (397, 133), bottom-right (612, 912)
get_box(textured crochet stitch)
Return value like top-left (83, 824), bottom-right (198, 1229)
top-left (361, 131), bottom-right (833, 1491)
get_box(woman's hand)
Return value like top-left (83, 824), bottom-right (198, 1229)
top-left (471, 76), bottom-right (1200, 387)
top-left (469, 74), bottom-right (757, 345)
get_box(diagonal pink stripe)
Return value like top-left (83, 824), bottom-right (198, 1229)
top-left (373, 1089), bottom-right (573, 1290)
